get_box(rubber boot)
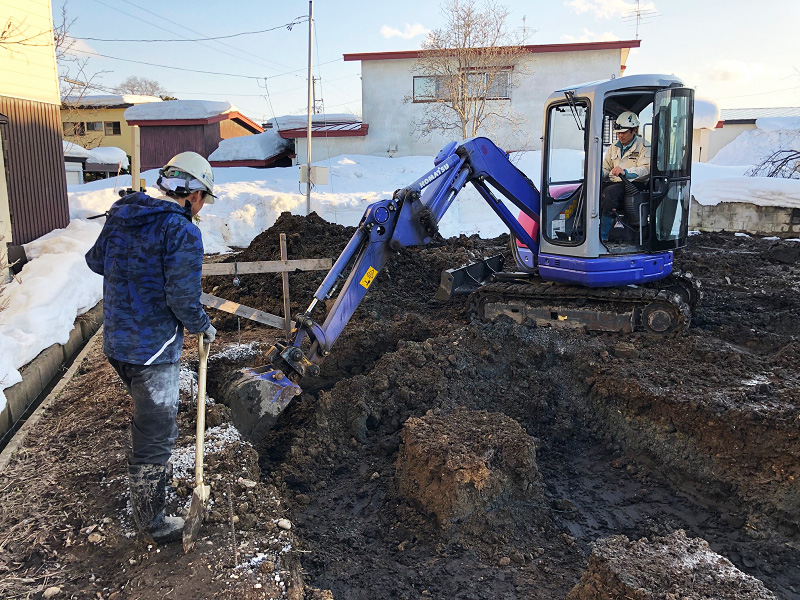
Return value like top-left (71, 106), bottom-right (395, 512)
top-left (128, 463), bottom-right (185, 543)
top-left (600, 215), bottom-right (614, 241)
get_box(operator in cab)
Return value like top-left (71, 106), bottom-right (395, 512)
top-left (600, 111), bottom-right (650, 240)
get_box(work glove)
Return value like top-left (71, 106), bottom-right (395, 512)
top-left (202, 324), bottom-right (216, 345)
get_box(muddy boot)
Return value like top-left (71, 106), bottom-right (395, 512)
top-left (128, 463), bottom-right (185, 544)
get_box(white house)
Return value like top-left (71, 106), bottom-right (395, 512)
top-left (294, 40), bottom-right (640, 163)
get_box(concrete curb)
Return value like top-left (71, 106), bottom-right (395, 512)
top-left (0, 302), bottom-right (103, 450)
top-left (0, 324), bottom-right (104, 473)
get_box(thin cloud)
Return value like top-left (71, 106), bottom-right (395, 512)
top-left (380, 22), bottom-right (429, 40)
top-left (63, 37), bottom-right (96, 57)
top-left (562, 29), bottom-right (620, 43)
top-left (564, 0), bottom-right (656, 19)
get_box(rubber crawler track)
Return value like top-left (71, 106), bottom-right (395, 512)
top-left (468, 275), bottom-right (695, 335)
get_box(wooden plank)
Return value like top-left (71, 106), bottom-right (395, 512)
top-left (200, 293), bottom-right (293, 329)
top-left (201, 258), bottom-right (332, 276)
top-left (280, 234), bottom-right (292, 335)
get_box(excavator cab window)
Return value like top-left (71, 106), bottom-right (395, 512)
top-left (543, 100), bottom-right (588, 246)
top-left (600, 93), bottom-right (655, 253)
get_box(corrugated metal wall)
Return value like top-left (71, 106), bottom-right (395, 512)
top-left (219, 119), bottom-right (252, 140)
top-left (0, 96), bottom-right (69, 245)
top-left (141, 125), bottom-right (208, 170)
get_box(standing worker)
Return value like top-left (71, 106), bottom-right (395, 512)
top-left (85, 152), bottom-right (217, 543)
top-left (600, 111), bottom-right (651, 240)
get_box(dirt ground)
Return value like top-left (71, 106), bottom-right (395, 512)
top-left (1, 213), bottom-right (799, 599)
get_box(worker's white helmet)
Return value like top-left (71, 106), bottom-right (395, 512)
top-left (158, 151), bottom-right (216, 202)
top-left (615, 111), bottom-right (640, 130)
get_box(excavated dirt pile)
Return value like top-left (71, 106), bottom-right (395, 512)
top-left (1, 213), bottom-right (799, 600)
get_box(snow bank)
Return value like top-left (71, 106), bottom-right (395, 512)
top-left (125, 100), bottom-right (238, 121)
top-left (209, 130), bottom-right (290, 162)
top-left (0, 220), bottom-right (103, 410)
top-left (710, 118), bottom-right (800, 166)
top-left (692, 162), bottom-right (800, 207)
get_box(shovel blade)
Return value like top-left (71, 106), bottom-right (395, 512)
top-left (182, 483), bottom-right (210, 553)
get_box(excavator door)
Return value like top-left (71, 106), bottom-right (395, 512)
top-left (648, 87), bottom-right (694, 251)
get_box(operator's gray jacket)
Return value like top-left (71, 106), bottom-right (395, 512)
top-left (602, 135), bottom-right (650, 182)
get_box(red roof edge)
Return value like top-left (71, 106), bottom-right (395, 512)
top-left (209, 151), bottom-right (289, 168)
top-left (715, 120), bottom-right (725, 129)
top-left (344, 40), bottom-right (641, 62)
top-left (279, 124), bottom-right (369, 139)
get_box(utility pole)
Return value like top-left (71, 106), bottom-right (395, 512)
top-left (305, 0), bottom-right (314, 216)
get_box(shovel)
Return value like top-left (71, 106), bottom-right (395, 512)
top-left (183, 334), bottom-right (212, 553)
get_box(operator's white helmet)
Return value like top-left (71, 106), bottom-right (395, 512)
top-left (615, 111), bottom-right (640, 130)
top-left (159, 151), bottom-right (216, 202)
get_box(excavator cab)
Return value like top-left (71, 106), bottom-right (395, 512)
top-left (521, 75), bottom-right (694, 287)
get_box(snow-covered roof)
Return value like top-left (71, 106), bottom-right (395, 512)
top-left (208, 129), bottom-right (290, 162)
top-left (267, 113), bottom-right (361, 130)
top-left (62, 141), bottom-right (92, 159)
top-left (694, 98), bottom-right (721, 130)
top-left (87, 146), bottom-right (129, 168)
top-left (720, 107), bottom-right (800, 122)
top-left (62, 142), bottom-right (130, 168)
top-left (63, 94), bottom-right (163, 107)
top-left (125, 100), bottom-right (238, 121)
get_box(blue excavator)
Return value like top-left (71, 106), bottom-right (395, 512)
top-left (223, 74), bottom-right (700, 430)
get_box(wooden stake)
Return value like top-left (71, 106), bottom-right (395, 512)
top-left (280, 233), bottom-right (292, 336)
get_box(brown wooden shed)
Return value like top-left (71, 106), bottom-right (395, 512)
top-left (125, 100), bottom-right (263, 171)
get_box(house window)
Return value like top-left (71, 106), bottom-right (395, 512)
top-left (86, 121), bottom-right (103, 132)
top-left (104, 121), bottom-right (121, 135)
top-left (413, 76), bottom-right (445, 102)
top-left (63, 122), bottom-right (85, 136)
top-left (412, 71), bottom-right (511, 102)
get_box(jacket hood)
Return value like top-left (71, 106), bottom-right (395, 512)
top-left (107, 192), bottom-right (191, 227)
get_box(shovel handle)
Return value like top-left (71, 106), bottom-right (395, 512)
top-left (195, 334), bottom-right (211, 487)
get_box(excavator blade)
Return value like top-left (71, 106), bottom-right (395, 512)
top-left (434, 254), bottom-right (505, 301)
top-left (218, 366), bottom-right (301, 441)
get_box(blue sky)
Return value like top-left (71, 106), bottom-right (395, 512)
top-left (61, 0), bottom-right (800, 123)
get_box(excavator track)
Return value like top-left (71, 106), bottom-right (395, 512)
top-left (468, 275), bottom-right (695, 335)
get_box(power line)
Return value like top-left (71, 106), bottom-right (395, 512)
top-left (74, 18), bottom-right (307, 43)
top-left (66, 49), bottom-right (344, 82)
top-left (87, 0), bottom-right (295, 73)
top-left (717, 86), bottom-right (800, 100)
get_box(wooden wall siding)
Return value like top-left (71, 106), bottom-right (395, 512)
top-left (140, 125), bottom-right (207, 170)
top-left (219, 119), bottom-right (253, 140)
top-left (140, 123), bottom-right (232, 170)
top-left (0, 96), bottom-right (69, 245)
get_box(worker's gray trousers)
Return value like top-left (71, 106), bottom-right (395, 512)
top-left (108, 359), bottom-right (180, 466)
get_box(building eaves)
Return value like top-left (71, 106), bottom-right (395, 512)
top-left (344, 40), bottom-right (641, 62)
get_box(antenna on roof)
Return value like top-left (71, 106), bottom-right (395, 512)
top-left (622, 0), bottom-right (659, 40)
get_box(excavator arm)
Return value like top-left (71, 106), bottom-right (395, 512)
top-left (267, 137), bottom-right (541, 384)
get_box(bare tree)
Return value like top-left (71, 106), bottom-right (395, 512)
top-left (747, 149), bottom-right (800, 179)
top-left (406, 0), bottom-right (529, 142)
top-left (112, 76), bottom-right (169, 98)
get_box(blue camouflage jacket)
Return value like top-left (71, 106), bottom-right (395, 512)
top-left (85, 192), bottom-right (210, 365)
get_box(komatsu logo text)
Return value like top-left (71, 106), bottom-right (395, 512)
top-left (419, 162), bottom-right (450, 188)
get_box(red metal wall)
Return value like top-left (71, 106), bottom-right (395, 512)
top-left (0, 96), bottom-right (69, 245)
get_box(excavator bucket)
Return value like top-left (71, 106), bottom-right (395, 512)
top-left (218, 366), bottom-right (301, 441)
top-left (434, 254), bottom-right (505, 301)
